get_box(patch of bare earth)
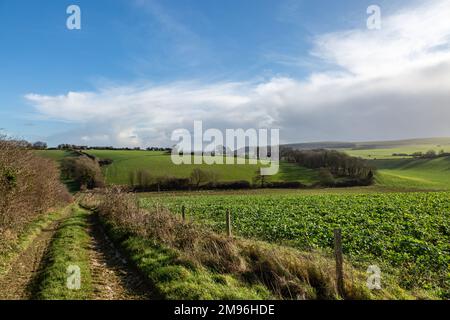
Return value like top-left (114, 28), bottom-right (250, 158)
top-left (0, 221), bottom-right (61, 300)
top-left (88, 215), bottom-right (152, 300)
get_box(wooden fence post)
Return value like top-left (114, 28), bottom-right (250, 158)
top-left (226, 210), bottom-right (232, 237)
top-left (182, 205), bottom-right (186, 222)
top-left (334, 228), bottom-right (345, 298)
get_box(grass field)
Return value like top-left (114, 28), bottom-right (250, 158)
top-left (35, 150), bottom-right (71, 161)
top-left (343, 145), bottom-right (450, 159)
top-left (336, 138), bottom-right (450, 159)
top-left (84, 149), bottom-right (450, 190)
top-left (85, 150), bottom-right (320, 185)
top-left (373, 157), bottom-right (450, 190)
top-left (141, 191), bottom-right (450, 298)
top-left (37, 137), bottom-right (450, 191)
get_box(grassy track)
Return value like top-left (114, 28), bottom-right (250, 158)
top-left (0, 208), bottom-right (68, 278)
top-left (35, 206), bottom-right (93, 300)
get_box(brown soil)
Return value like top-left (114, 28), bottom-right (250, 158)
top-left (87, 214), bottom-right (153, 300)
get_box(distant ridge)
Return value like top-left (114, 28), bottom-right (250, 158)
top-left (284, 137), bottom-right (450, 150)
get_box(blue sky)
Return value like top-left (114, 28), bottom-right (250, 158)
top-left (1, 0), bottom-right (449, 147)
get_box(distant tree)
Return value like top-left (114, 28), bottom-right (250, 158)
top-left (32, 141), bottom-right (47, 149)
top-left (318, 167), bottom-right (335, 186)
top-left (424, 150), bottom-right (437, 158)
top-left (252, 169), bottom-right (267, 188)
top-left (190, 168), bottom-right (214, 189)
top-left (280, 147), bottom-right (375, 180)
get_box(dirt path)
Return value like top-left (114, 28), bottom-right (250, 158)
top-left (87, 214), bottom-right (153, 300)
top-left (0, 220), bottom-right (62, 300)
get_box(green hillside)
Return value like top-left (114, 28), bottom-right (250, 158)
top-left (35, 149), bottom-right (71, 161)
top-left (288, 137), bottom-right (450, 159)
top-left (344, 145), bottom-right (450, 159)
top-left (373, 157), bottom-right (450, 190)
top-left (35, 137), bottom-right (450, 191)
top-left (85, 150), bottom-right (319, 186)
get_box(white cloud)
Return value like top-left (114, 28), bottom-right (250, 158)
top-left (26, 0), bottom-right (450, 146)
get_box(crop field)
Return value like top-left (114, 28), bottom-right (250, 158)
top-left (141, 191), bottom-right (450, 297)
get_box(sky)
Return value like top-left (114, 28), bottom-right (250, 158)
top-left (0, 0), bottom-right (450, 147)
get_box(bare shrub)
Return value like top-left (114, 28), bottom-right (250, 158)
top-left (0, 136), bottom-right (72, 252)
top-left (190, 168), bottom-right (217, 189)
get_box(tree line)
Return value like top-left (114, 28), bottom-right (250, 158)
top-left (281, 148), bottom-right (375, 186)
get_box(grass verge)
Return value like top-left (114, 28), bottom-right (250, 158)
top-left (35, 206), bottom-right (92, 300)
top-left (100, 216), bottom-right (271, 300)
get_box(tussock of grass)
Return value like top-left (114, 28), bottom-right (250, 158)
top-left (82, 190), bottom-right (414, 300)
top-left (35, 206), bottom-right (92, 300)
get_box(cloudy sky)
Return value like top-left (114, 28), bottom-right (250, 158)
top-left (1, 0), bottom-right (450, 147)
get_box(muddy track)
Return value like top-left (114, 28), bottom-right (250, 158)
top-left (87, 214), bottom-right (153, 300)
top-left (0, 220), bottom-right (62, 300)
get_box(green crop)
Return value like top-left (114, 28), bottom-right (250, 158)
top-left (141, 191), bottom-right (450, 298)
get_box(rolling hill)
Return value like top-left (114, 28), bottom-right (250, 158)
top-left (286, 137), bottom-right (450, 159)
top-left (84, 150), bottom-right (320, 186)
top-left (373, 157), bottom-right (450, 190)
top-left (37, 137), bottom-right (450, 191)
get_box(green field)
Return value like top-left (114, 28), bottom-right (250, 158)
top-left (85, 150), bottom-right (320, 185)
top-left (84, 149), bottom-right (450, 190)
top-left (141, 191), bottom-right (450, 298)
top-left (35, 150), bottom-right (71, 161)
top-left (37, 137), bottom-right (450, 191)
top-left (343, 145), bottom-right (450, 159)
top-left (373, 157), bottom-right (450, 190)
top-left (336, 138), bottom-right (450, 159)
